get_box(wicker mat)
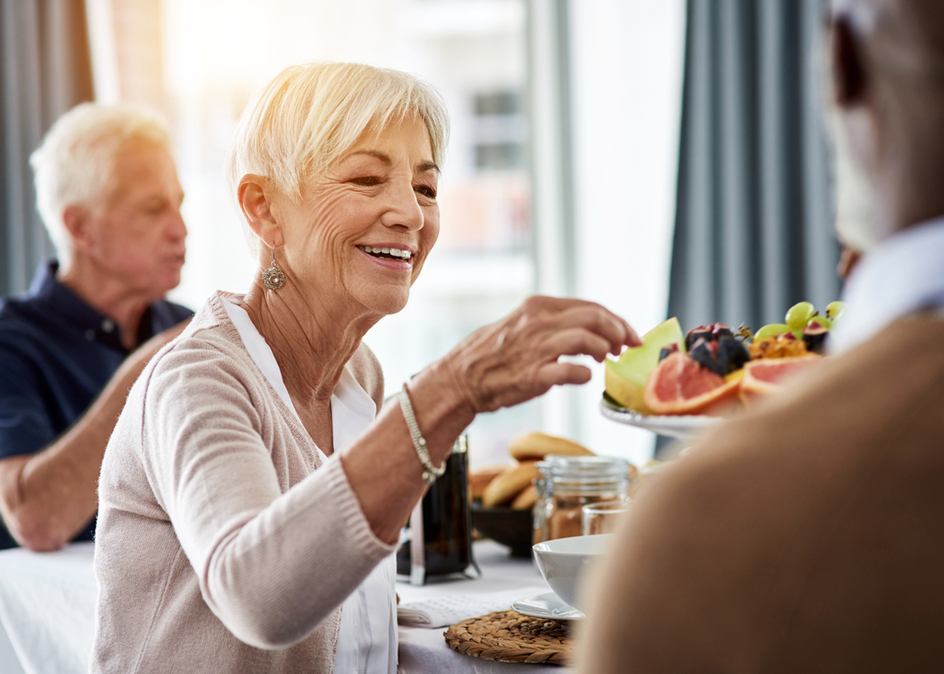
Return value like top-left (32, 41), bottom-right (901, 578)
top-left (444, 610), bottom-right (572, 666)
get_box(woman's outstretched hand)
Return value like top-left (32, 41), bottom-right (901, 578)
top-left (441, 296), bottom-right (639, 415)
top-left (343, 296), bottom-right (637, 545)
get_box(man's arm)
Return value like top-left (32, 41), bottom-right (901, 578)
top-left (0, 321), bottom-right (188, 551)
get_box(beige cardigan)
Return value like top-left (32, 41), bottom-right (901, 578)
top-left (91, 292), bottom-right (396, 673)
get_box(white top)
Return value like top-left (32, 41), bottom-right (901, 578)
top-left (830, 217), bottom-right (944, 355)
top-left (222, 297), bottom-right (397, 674)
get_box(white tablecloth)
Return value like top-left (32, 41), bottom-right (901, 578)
top-left (0, 542), bottom-right (96, 674)
top-left (0, 540), bottom-right (574, 673)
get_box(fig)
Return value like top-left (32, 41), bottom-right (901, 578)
top-left (689, 335), bottom-right (749, 376)
top-left (802, 322), bottom-right (829, 354)
top-left (718, 337), bottom-right (750, 371)
top-left (658, 343), bottom-right (680, 362)
top-left (685, 323), bottom-right (733, 351)
top-left (685, 326), bottom-right (712, 351)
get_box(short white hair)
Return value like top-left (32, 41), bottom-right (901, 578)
top-left (29, 103), bottom-right (172, 266)
top-left (225, 61), bottom-right (450, 251)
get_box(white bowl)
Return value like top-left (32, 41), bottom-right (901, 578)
top-left (532, 534), bottom-right (614, 612)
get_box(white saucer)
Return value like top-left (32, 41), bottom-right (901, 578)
top-left (512, 591), bottom-right (584, 621)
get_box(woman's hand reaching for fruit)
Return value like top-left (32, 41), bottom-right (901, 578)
top-left (438, 296), bottom-right (639, 417)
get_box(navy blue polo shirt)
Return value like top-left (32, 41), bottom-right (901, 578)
top-left (0, 260), bottom-right (192, 549)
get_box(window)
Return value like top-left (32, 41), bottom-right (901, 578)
top-left (92, 0), bottom-right (686, 468)
top-left (157, 0), bottom-right (537, 467)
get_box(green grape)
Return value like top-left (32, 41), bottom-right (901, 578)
top-left (826, 301), bottom-right (845, 321)
top-left (754, 323), bottom-right (791, 341)
top-left (807, 315), bottom-right (832, 330)
top-left (785, 301), bottom-right (815, 331)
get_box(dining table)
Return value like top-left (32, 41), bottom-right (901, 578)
top-left (0, 538), bottom-right (576, 673)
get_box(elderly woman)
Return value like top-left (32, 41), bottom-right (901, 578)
top-left (90, 62), bottom-right (637, 673)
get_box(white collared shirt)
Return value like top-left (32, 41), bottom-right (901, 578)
top-left (222, 297), bottom-right (398, 674)
top-left (829, 217), bottom-right (944, 355)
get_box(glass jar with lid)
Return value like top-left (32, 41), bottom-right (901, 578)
top-left (532, 455), bottom-right (571, 545)
top-left (532, 455), bottom-right (633, 544)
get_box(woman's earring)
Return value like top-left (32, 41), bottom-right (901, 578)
top-left (262, 248), bottom-right (286, 290)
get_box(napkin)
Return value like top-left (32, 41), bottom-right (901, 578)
top-left (397, 587), bottom-right (545, 628)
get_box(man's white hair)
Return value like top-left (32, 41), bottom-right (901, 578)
top-left (29, 103), bottom-right (172, 267)
top-left (225, 61), bottom-right (450, 255)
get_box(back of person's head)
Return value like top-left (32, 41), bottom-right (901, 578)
top-left (830, 0), bottom-right (944, 237)
top-left (833, 0), bottom-right (944, 54)
top-left (835, 0), bottom-right (944, 93)
top-left (30, 103), bottom-right (172, 267)
top-left (225, 61), bottom-right (449, 209)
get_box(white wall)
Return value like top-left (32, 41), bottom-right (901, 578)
top-left (567, 0), bottom-right (686, 466)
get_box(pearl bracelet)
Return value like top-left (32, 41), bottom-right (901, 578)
top-left (399, 384), bottom-right (446, 485)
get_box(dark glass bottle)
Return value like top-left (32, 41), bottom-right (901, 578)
top-left (396, 436), bottom-right (473, 581)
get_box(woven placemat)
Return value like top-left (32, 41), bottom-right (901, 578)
top-left (444, 610), bottom-right (572, 665)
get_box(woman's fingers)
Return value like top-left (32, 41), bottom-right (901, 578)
top-left (552, 305), bottom-right (639, 354)
top-left (509, 302), bottom-right (636, 361)
top-left (440, 295), bottom-right (639, 414)
top-left (623, 320), bottom-right (641, 347)
top-left (535, 328), bottom-right (614, 364)
top-left (536, 361), bottom-right (594, 388)
top-left (475, 361), bottom-right (594, 412)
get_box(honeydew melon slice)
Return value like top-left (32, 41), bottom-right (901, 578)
top-left (604, 317), bottom-right (686, 414)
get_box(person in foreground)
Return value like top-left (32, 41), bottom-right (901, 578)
top-left (0, 104), bottom-right (191, 551)
top-left (577, 0), bottom-right (944, 672)
top-left (90, 62), bottom-right (637, 673)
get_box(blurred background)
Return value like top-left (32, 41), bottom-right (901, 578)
top-left (0, 0), bottom-right (838, 468)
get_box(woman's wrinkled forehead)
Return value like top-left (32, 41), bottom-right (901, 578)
top-left (315, 114), bottom-right (437, 177)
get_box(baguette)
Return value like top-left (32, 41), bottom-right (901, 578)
top-left (481, 461), bottom-right (538, 508)
top-left (508, 432), bottom-right (594, 462)
top-left (469, 464), bottom-right (510, 501)
top-left (510, 483), bottom-right (537, 510)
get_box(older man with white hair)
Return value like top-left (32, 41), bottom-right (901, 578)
top-left (0, 104), bottom-right (192, 551)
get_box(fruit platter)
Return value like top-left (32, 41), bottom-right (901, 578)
top-left (599, 397), bottom-right (720, 440)
top-left (602, 301), bottom-right (844, 441)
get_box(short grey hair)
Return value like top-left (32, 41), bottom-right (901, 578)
top-left (225, 61), bottom-right (449, 248)
top-left (29, 103), bottom-right (172, 267)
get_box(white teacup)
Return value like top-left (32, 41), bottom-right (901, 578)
top-left (532, 534), bottom-right (614, 612)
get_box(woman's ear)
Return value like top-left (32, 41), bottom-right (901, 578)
top-left (238, 174), bottom-right (285, 249)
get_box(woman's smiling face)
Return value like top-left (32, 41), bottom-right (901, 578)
top-left (274, 114), bottom-right (440, 318)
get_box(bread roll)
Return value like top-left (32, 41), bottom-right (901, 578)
top-left (508, 432), bottom-right (594, 462)
top-left (481, 461), bottom-right (538, 508)
top-left (469, 464), bottom-right (510, 501)
top-left (510, 483), bottom-right (537, 510)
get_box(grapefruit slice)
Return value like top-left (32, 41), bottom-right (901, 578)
top-left (741, 355), bottom-right (820, 399)
top-left (643, 352), bottom-right (742, 416)
top-left (605, 318), bottom-right (685, 413)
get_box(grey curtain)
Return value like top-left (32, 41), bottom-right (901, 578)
top-left (0, 0), bottom-right (93, 296)
top-left (667, 0), bottom-right (839, 335)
